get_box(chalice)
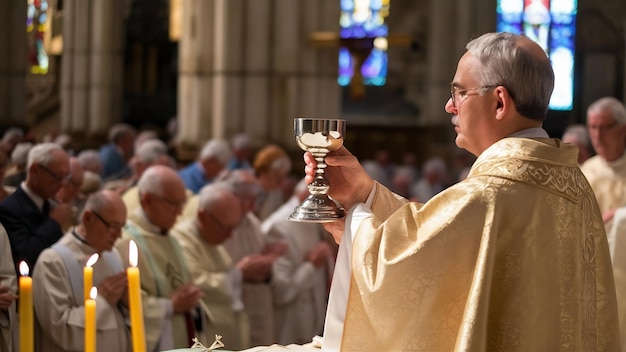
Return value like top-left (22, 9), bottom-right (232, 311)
top-left (289, 118), bottom-right (346, 222)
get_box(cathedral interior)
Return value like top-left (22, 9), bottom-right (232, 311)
top-left (1, 0), bottom-right (625, 168)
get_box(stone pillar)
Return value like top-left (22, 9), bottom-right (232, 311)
top-left (0, 0), bottom-right (27, 128)
top-left (61, 0), bottom-right (125, 136)
top-left (176, 0), bottom-right (340, 153)
top-left (89, 0), bottom-right (125, 133)
top-left (424, 0), bottom-right (457, 125)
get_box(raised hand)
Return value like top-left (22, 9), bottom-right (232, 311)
top-left (304, 147), bottom-right (375, 211)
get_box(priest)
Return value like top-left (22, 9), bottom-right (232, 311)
top-left (306, 32), bottom-right (621, 351)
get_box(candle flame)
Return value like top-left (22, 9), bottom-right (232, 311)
top-left (19, 261), bottom-right (29, 276)
top-left (129, 240), bottom-right (138, 267)
top-left (86, 253), bottom-right (99, 268)
top-left (90, 287), bottom-right (98, 300)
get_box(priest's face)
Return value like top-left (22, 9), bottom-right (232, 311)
top-left (587, 109), bottom-right (626, 162)
top-left (445, 52), bottom-right (497, 156)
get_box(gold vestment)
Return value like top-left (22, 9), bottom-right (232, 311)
top-left (341, 138), bottom-right (620, 351)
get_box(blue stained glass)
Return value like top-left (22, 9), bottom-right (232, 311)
top-left (338, 0), bottom-right (389, 87)
top-left (496, 0), bottom-right (577, 110)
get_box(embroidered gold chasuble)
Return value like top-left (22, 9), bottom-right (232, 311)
top-left (341, 138), bottom-right (620, 351)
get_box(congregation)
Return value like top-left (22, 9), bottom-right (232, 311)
top-left (0, 93), bottom-right (624, 351)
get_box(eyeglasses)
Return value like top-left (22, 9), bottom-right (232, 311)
top-left (208, 212), bottom-right (238, 234)
top-left (450, 85), bottom-right (498, 108)
top-left (151, 193), bottom-right (186, 209)
top-left (38, 164), bottom-right (71, 184)
top-left (588, 121), bottom-right (619, 133)
top-left (90, 209), bottom-right (125, 232)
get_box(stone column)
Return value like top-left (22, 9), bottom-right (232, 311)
top-left (424, 0), bottom-right (457, 126)
top-left (176, 0), bottom-right (340, 152)
top-left (89, 0), bottom-right (125, 133)
top-left (61, 0), bottom-right (125, 136)
top-left (0, 0), bottom-right (27, 128)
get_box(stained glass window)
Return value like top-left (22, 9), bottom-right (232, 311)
top-left (497, 0), bottom-right (577, 111)
top-left (338, 0), bottom-right (390, 87)
top-left (27, 0), bottom-right (50, 74)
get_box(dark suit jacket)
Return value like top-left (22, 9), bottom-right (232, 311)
top-left (0, 186), bottom-right (63, 271)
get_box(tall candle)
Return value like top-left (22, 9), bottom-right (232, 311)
top-left (85, 287), bottom-right (97, 352)
top-left (127, 240), bottom-right (146, 352)
top-left (83, 253), bottom-right (99, 303)
top-left (19, 261), bottom-right (33, 352)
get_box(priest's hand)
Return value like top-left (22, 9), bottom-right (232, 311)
top-left (171, 282), bottom-right (203, 314)
top-left (97, 272), bottom-right (128, 307)
top-left (323, 219), bottom-right (345, 244)
top-left (0, 286), bottom-right (17, 309)
top-left (304, 147), bottom-right (375, 211)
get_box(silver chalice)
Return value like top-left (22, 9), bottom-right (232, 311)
top-left (289, 118), bottom-right (346, 222)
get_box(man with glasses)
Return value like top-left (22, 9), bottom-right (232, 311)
top-left (0, 143), bottom-right (74, 271)
top-left (302, 32), bottom-right (619, 351)
top-left (171, 182), bottom-right (250, 350)
top-left (32, 190), bottom-right (130, 351)
top-left (115, 165), bottom-right (204, 351)
top-left (580, 97), bottom-right (626, 229)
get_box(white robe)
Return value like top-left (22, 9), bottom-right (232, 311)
top-left (33, 233), bottom-right (130, 352)
top-left (262, 196), bottom-right (331, 345)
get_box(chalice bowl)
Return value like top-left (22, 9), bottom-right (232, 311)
top-left (289, 118), bottom-right (346, 222)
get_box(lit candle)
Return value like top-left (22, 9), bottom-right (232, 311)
top-left (83, 253), bottom-right (99, 303)
top-left (19, 261), bottom-right (33, 352)
top-left (127, 240), bottom-right (146, 352)
top-left (85, 287), bottom-right (97, 352)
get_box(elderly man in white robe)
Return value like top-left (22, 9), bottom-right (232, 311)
top-left (220, 169), bottom-right (287, 346)
top-left (33, 190), bottom-right (130, 351)
top-left (115, 165), bottom-right (204, 351)
top-left (172, 183), bottom-right (250, 350)
top-left (0, 224), bottom-right (17, 352)
top-left (261, 179), bottom-right (335, 345)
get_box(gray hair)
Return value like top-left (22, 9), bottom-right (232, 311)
top-left (11, 142), bottom-right (33, 167)
top-left (81, 190), bottom-right (109, 217)
top-left (562, 124), bottom-right (590, 147)
top-left (2, 127), bottom-right (24, 143)
top-left (220, 169), bottom-right (263, 198)
top-left (108, 123), bottom-right (136, 143)
top-left (231, 133), bottom-right (251, 150)
top-left (27, 143), bottom-right (65, 168)
top-left (135, 139), bottom-right (168, 164)
top-left (422, 157), bottom-right (447, 176)
top-left (137, 166), bottom-right (164, 195)
top-left (466, 32), bottom-right (554, 120)
top-left (199, 139), bottom-right (232, 165)
top-left (77, 149), bottom-right (102, 171)
top-left (197, 182), bottom-right (235, 212)
top-left (587, 97), bottom-right (626, 125)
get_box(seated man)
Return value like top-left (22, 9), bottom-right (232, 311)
top-left (262, 179), bottom-right (335, 345)
top-left (0, 142), bottom-right (74, 270)
top-left (116, 165), bottom-right (203, 351)
top-left (172, 183), bottom-right (250, 350)
top-left (33, 190), bottom-right (130, 351)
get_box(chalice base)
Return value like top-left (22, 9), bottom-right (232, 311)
top-left (288, 194), bottom-right (346, 222)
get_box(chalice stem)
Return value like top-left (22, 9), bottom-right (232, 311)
top-left (310, 154), bottom-right (329, 195)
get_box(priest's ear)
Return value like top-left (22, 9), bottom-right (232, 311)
top-left (494, 86), bottom-right (512, 120)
